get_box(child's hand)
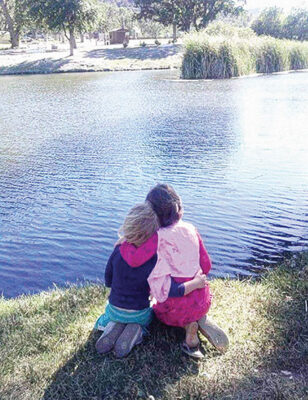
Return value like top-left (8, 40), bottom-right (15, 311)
top-left (194, 270), bottom-right (207, 289)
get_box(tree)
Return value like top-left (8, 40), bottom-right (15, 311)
top-left (137, 18), bottom-right (167, 38)
top-left (0, 0), bottom-right (29, 48)
top-left (134, 0), bottom-right (245, 39)
top-left (251, 7), bottom-right (284, 38)
top-left (96, 2), bottom-right (134, 33)
top-left (134, 0), bottom-right (176, 40)
top-left (0, 8), bottom-right (5, 32)
top-left (216, 7), bottom-right (250, 27)
top-left (26, 0), bottom-right (99, 56)
top-left (283, 8), bottom-right (308, 41)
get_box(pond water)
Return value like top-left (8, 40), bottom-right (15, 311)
top-left (0, 70), bottom-right (307, 298)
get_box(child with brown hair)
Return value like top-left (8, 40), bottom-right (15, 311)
top-left (146, 184), bottom-right (229, 357)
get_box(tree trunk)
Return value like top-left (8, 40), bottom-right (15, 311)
top-left (80, 33), bottom-right (84, 43)
top-left (172, 23), bottom-right (177, 42)
top-left (183, 20), bottom-right (191, 32)
top-left (69, 28), bottom-right (75, 56)
top-left (10, 30), bottom-right (20, 48)
top-left (0, 0), bottom-right (20, 48)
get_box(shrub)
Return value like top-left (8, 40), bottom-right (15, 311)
top-left (182, 25), bottom-right (308, 79)
top-left (140, 41), bottom-right (147, 47)
top-left (255, 38), bottom-right (288, 73)
top-left (288, 42), bottom-right (308, 69)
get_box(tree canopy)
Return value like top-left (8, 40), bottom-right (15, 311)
top-left (251, 7), bottom-right (284, 38)
top-left (0, 0), bottom-right (30, 47)
top-left (283, 8), bottom-right (308, 41)
top-left (26, 0), bottom-right (99, 54)
top-left (134, 0), bottom-right (245, 33)
top-left (96, 1), bottom-right (134, 32)
top-left (251, 7), bottom-right (308, 41)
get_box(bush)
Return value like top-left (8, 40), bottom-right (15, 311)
top-left (182, 25), bottom-right (308, 79)
top-left (182, 33), bottom-right (256, 79)
top-left (255, 38), bottom-right (288, 73)
top-left (288, 42), bottom-right (308, 69)
top-left (140, 41), bottom-right (147, 47)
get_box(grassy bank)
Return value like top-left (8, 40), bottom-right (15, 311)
top-left (0, 253), bottom-right (307, 400)
top-left (182, 24), bottom-right (308, 79)
top-left (0, 43), bottom-right (182, 76)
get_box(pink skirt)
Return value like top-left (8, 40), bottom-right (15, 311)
top-left (153, 278), bottom-right (212, 327)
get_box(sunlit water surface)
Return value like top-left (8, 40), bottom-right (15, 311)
top-left (0, 70), bottom-right (307, 297)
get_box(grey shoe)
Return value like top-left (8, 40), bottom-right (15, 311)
top-left (95, 322), bottom-right (126, 354)
top-left (181, 342), bottom-right (204, 359)
top-left (114, 323), bottom-right (143, 358)
top-left (198, 316), bottom-right (229, 353)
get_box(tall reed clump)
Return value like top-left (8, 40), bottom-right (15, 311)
top-left (182, 34), bottom-right (255, 79)
top-left (182, 23), bottom-right (308, 79)
top-left (288, 41), bottom-right (308, 70)
top-left (255, 38), bottom-right (288, 73)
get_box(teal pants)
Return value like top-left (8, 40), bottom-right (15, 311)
top-left (94, 302), bottom-right (153, 332)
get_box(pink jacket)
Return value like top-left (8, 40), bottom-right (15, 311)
top-left (148, 220), bottom-right (211, 303)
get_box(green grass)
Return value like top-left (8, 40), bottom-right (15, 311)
top-left (0, 253), bottom-right (307, 400)
top-left (182, 24), bottom-right (308, 79)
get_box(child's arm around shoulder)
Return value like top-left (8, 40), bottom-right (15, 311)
top-left (168, 271), bottom-right (207, 297)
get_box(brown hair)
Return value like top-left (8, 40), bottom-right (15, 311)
top-left (146, 183), bottom-right (183, 227)
top-left (117, 202), bottom-right (159, 247)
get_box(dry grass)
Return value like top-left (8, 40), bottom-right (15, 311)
top-left (0, 44), bottom-right (182, 76)
top-left (0, 253), bottom-right (307, 400)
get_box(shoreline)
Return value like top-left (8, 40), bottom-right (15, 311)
top-left (0, 252), bottom-right (307, 399)
top-left (0, 65), bottom-right (178, 77)
top-left (0, 42), bottom-right (183, 77)
top-left (1, 58), bottom-right (307, 79)
top-left (1, 43), bottom-right (308, 78)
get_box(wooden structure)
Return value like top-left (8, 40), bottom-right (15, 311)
top-left (109, 28), bottom-right (129, 45)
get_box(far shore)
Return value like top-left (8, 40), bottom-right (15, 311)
top-left (0, 40), bottom-right (183, 76)
top-left (2, 40), bottom-right (308, 79)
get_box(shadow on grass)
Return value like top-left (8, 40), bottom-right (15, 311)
top-left (1, 256), bottom-right (307, 400)
top-left (41, 256), bottom-right (308, 399)
top-left (0, 58), bottom-right (71, 75)
top-left (85, 44), bottom-right (182, 61)
top-left (42, 319), bottom-right (201, 400)
top-left (174, 255), bottom-right (308, 400)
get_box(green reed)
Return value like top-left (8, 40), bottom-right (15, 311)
top-left (182, 25), bottom-right (308, 79)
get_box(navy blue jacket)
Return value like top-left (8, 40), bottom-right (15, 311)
top-left (105, 245), bottom-right (157, 310)
top-left (105, 237), bottom-right (184, 310)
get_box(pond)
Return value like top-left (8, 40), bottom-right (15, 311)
top-left (0, 70), bottom-right (307, 297)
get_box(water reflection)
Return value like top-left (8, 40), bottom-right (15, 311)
top-left (0, 70), bottom-right (307, 297)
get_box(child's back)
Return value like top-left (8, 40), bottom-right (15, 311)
top-left (155, 219), bottom-right (201, 280)
top-left (148, 219), bottom-right (212, 327)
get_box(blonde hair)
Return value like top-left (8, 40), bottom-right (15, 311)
top-left (117, 201), bottom-right (159, 247)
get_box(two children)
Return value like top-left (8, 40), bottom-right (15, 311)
top-left (94, 184), bottom-right (228, 358)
